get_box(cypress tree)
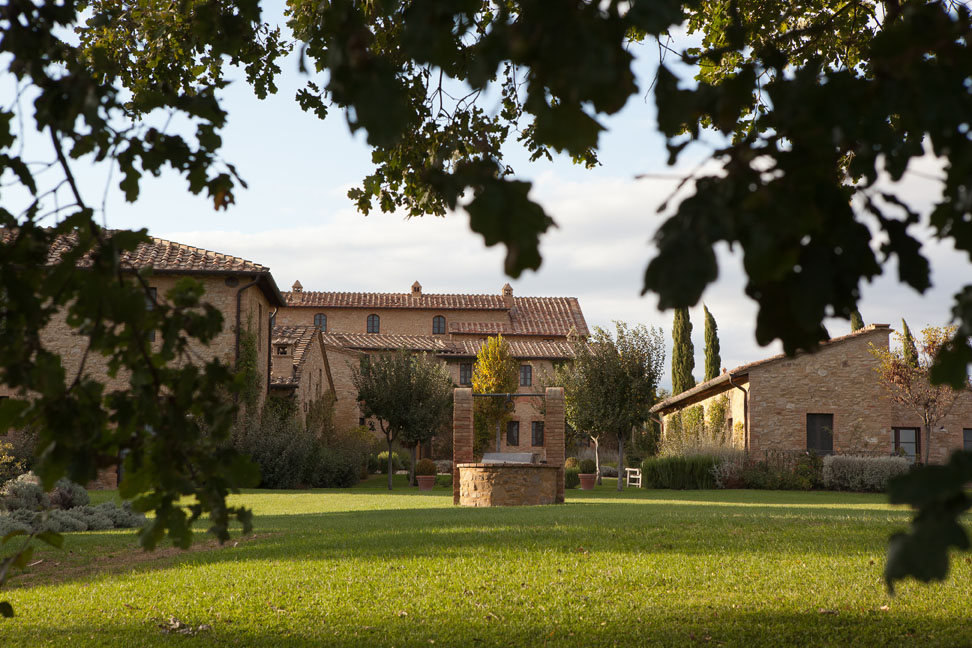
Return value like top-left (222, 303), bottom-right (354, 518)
top-left (703, 305), bottom-right (721, 381)
top-left (902, 319), bottom-right (918, 368)
top-left (672, 307), bottom-right (696, 394)
top-left (850, 309), bottom-right (865, 331)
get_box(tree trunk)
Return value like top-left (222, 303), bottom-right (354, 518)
top-left (923, 422), bottom-right (931, 465)
top-left (410, 444), bottom-right (417, 486)
top-left (594, 437), bottom-right (602, 485)
top-left (617, 435), bottom-right (625, 491)
top-left (387, 437), bottom-right (394, 491)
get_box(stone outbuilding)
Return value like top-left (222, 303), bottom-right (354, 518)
top-left (269, 325), bottom-right (335, 415)
top-left (650, 324), bottom-right (972, 463)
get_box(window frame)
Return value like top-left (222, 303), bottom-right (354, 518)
top-left (432, 315), bottom-right (446, 335)
top-left (506, 420), bottom-right (520, 447)
top-left (459, 362), bottom-right (472, 386)
top-left (314, 313), bottom-right (327, 332)
top-left (531, 421), bottom-right (544, 447)
top-left (366, 314), bottom-right (380, 334)
top-left (519, 364), bottom-right (532, 387)
top-left (893, 426), bottom-right (921, 463)
top-left (964, 429), bottom-right (972, 452)
top-left (806, 413), bottom-right (834, 456)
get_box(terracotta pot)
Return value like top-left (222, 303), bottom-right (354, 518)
top-left (579, 473), bottom-right (596, 490)
top-left (416, 475), bottom-right (436, 490)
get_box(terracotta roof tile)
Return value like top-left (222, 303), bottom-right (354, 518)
top-left (650, 324), bottom-right (892, 413)
top-left (271, 326), bottom-right (320, 386)
top-left (320, 333), bottom-right (575, 360)
top-left (285, 289), bottom-right (588, 338)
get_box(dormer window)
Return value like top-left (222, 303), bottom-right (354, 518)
top-left (314, 313), bottom-right (327, 332)
top-left (432, 315), bottom-right (445, 335)
top-left (367, 314), bottom-right (380, 334)
top-left (276, 345), bottom-right (289, 356)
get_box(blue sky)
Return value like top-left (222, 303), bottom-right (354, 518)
top-left (10, 8), bottom-right (968, 390)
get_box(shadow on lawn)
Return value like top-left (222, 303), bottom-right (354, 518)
top-left (6, 493), bottom-right (912, 592)
top-left (13, 603), bottom-right (953, 647)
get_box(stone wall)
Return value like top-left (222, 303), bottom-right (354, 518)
top-left (661, 381), bottom-right (748, 450)
top-left (276, 305), bottom-right (511, 337)
top-left (324, 345), bottom-right (366, 433)
top-left (457, 463), bottom-right (559, 506)
top-left (453, 388), bottom-right (474, 504)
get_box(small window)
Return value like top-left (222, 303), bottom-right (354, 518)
top-left (964, 429), bottom-right (972, 452)
top-left (459, 363), bottom-right (472, 386)
top-left (532, 421), bottom-right (544, 447)
top-left (519, 364), bottom-right (532, 387)
top-left (314, 313), bottom-right (326, 332)
top-left (432, 315), bottom-right (446, 335)
top-left (367, 314), bottom-right (380, 333)
top-left (806, 413), bottom-right (833, 455)
top-left (894, 427), bottom-right (920, 463)
top-left (506, 421), bottom-right (520, 447)
top-left (276, 345), bottom-right (288, 355)
top-left (146, 287), bottom-right (157, 342)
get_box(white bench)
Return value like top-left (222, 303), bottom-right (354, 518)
top-left (625, 467), bottom-right (642, 488)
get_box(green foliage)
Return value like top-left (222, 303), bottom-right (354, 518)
top-left (376, 451), bottom-right (406, 475)
top-left (434, 473), bottom-right (452, 489)
top-left (564, 467), bottom-right (580, 490)
top-left (564, 457), bottom-right (579, 470)
top-left (579, 459), bottom-right (597, 474)
top-left (47, 479), bottom-right (90, 510)
top-left (353, 349), bottom-right (453, 487)
top-left (671, 308), bottom-right (695, 394)
top-left (901, 319), bottom-right (918, 368)
top-left (823, 455), bottom-right (911, 492)
top-left (0, 440), bottom-right (28, 485)
top-left (703, 305), bottom-right (721, 381)
top-left (414, 459), bottom-right (437, 477)
top-left (471, 336), bottom-right (519, 455)
top-left (641, 455), bottom-right (718, 489)
top-left (850, 309), bottom-right (865, 332)
top-left (0, 473), bottom-right (48, 512)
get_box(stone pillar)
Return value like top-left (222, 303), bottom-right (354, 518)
top-left (544, 387), bottom-right (566, 503)
top-left (453, 388), bottom-right (474, 505)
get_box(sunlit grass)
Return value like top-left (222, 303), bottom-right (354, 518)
top-left (1, 477), bottom-right (968, 647)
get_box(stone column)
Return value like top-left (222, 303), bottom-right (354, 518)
top-left (544, 387), bottom-right (566, 503)
top-left (453, 388), bottom-right (474, 505)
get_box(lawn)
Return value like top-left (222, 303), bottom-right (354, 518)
top-left (1, 477), bottom-right (970, 647)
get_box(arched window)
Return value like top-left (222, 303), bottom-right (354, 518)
top-left (314, 313), bottom-right (326, 332)
top-left (432, 315), bottom-right (446, 335)
top-left (367, 314), bottom-right (380, 333)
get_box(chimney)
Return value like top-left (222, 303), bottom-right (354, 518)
top-left (291, 280), bottom-right (303, 294)
top-left (271, 341), bottom-right (294, 381)
top-left (411, 281), bottom-right (422, 298)
top-left (502, 283), bottom-right (514, 309)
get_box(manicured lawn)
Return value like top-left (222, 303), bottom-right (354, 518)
top-left (1, 478), bottom-right (970, 647)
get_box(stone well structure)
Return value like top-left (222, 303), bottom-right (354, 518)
top-left (452, 387), bottom-right (565, 506)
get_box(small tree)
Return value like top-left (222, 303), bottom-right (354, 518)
top-left (564, 323), bottom-right (666, 491)
top-left (471, 335), bottom-right (519, 455)
top-left (352, 350), bottom-right (453, 489)
top-left (870, 326), bottom-right (970, 464)
top-left (703, 305), bottom-right (721, 382)
top-left (851, 309), bottom-right (865, 332)
top-left (901, 319), bottom-right (918, 369)
top-left (672, 308), bottom-right (695, 394)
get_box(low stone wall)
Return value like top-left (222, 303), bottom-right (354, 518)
top-left (458, 463), bottom-right (559, 507)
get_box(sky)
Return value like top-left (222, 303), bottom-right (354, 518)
top-left (12, 8), bottom-right (970, 391)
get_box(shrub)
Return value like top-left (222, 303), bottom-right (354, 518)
top-left (94, 502), bottom-right (146, 528)
top-left (823, 455), bottom-right (911, 492)
top-left (600, 464), bottom-right (618, 478)
top-left (0, 514), bottom-right (31, 537)
top-left (63, 506), bottom-right (115, 531)
top-left (710, 456), bottom-right (746, 489)
top-left (579, 458), bottom-right (597, 474)
top-left (642, 455), bottom-right (718, 489)
top-left (49, 478), bottom-right (90, 510)
top-left (564, 457), bottom-right (580, 470)
top-left (0, 473), bottom-right (48, 512)
top-left (564, 467), bottom-right (580, 489)
top-left (377, 451), bottom-right (403, 474)
top-left (0, 440), bottom-right (28, 484)
top-left (435, 474), bottom-right (453, 488)
top-left (434, 459), bottom-right (453, 474)
top-left (41, 509), bottom-right (88, 533)
top-left (415, 458), bottom-right (437, 476)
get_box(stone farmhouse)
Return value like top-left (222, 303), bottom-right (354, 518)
top-left (276, 281), bottom-right (589, 459)
top-left (651, 324), bottom-right (972, 463)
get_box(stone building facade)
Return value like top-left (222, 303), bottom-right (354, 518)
top-left (0, 230), bottom-right (286, 486)
top-left (651, 324), bottom-right (972, 463)
top-left (278, 281), bottom-right (588, 458)
top-left (269, 325), bottom-right (334, 415)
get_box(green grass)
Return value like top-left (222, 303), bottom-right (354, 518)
top-left (1, 477), bottom-right (969, 647)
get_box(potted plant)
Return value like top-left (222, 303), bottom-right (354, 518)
top-left (415, 458), bottom-right (437, 490)
top-left (579, 458), bottom-right (597, 490)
